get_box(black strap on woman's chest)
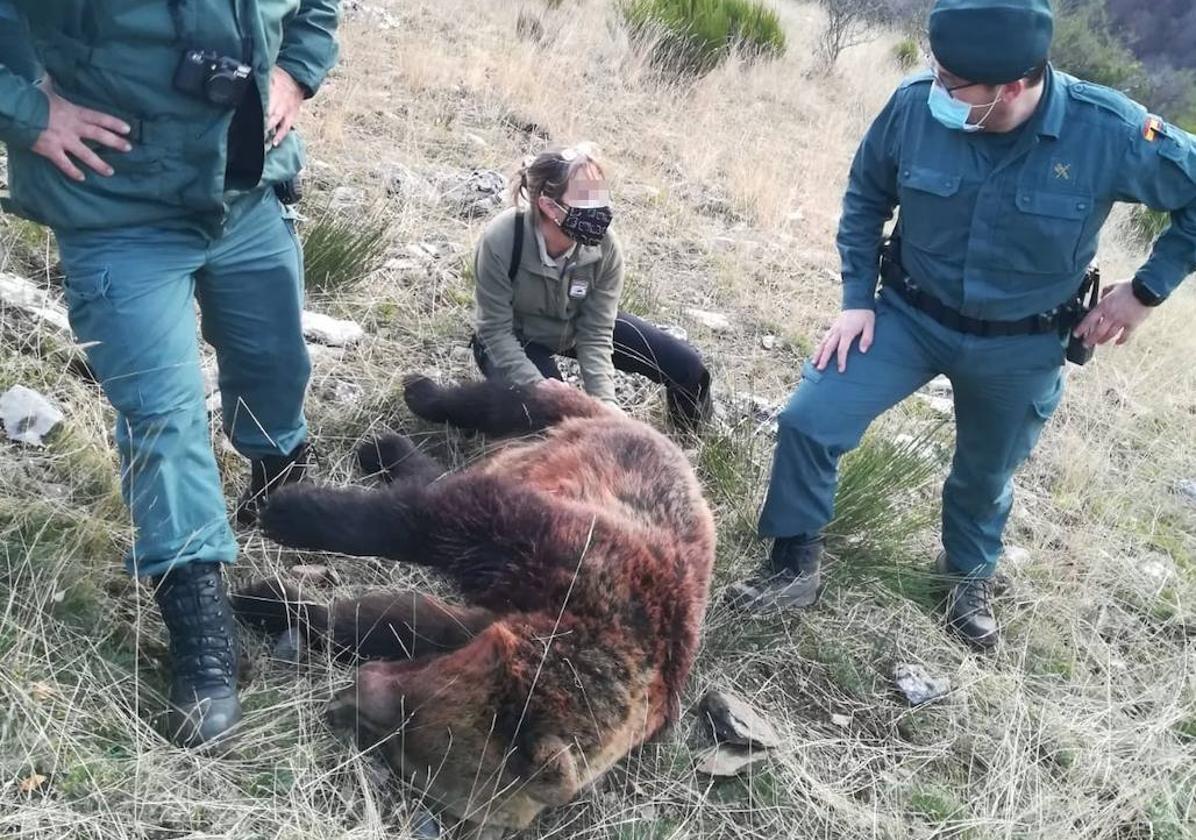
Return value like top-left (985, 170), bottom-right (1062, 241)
top-left (509, 210), bottom-right (525, 282)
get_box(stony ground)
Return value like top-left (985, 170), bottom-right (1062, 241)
top-left (1, 1), bottom-right (1194, 838)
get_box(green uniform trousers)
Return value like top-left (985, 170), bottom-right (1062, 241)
top-left (759, 289), bottom-right (1066, 578)
top-left (55, 188), bottom-right (310, 578)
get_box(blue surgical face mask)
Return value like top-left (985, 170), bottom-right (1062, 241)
top-left (928, 81), bottom-right (999, 133)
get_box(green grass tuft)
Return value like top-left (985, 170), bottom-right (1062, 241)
top-left (301, 208), bottom-right (390, 294)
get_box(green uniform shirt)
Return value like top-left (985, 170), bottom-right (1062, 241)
top-left (0, 0), bottom-right (340, 237)
top-left (839, 66), bottom-right (1196, 318)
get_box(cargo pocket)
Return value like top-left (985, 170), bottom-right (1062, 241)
top-left (63, 268), bottom-right (111, 304)
top-left (1010, 370), bottom-right (1065, 471)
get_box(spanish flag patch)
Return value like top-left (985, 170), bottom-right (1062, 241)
top-left (1143, 115), bottom-right (1164, 142)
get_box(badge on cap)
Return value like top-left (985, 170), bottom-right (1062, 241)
top-left (1144, 115), bottom-right (1164, 142)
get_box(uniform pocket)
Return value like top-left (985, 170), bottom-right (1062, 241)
top-left (1000, 188), bottom-right (1092, 275)
top-left (63, 268), bottom-right (111, 304)
top-left (801, 359), bottom-right (825, 384)
top-left (1031, 371), bottom-right (1064, 422)
top-left (898, 166), bottom-right (967, 256)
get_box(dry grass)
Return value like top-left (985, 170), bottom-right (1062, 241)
top-left (2, 1), bottom-right (1194, 838)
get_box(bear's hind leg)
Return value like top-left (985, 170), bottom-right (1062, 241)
top-left (233, 579), bottom-right (498, 660)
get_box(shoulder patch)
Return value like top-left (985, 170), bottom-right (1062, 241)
top-left (1143, 115), bottom-right (1164, 142)
top-left (1067, 80), bottom-right (1146, 126)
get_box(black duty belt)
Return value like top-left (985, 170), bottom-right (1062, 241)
top-left (882, 275), bottom-right (1082, 337)
top-left (877, 234), bottom-right (1095, 339)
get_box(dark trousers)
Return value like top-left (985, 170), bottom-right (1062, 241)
top-left (472, 312), bottom-right (711, 426)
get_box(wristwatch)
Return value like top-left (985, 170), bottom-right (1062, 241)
top-left (1131, 277), bottom-right (1165, 307)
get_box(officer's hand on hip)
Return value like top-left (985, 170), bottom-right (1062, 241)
top-left (267, 67), bottom-right (305, 148)
top-left (815, 309), bottom-right (876, 373)
top-left (32, 76), bottom-right (132, 182)
top-left (1073, 282), bottom-right (1152, 348)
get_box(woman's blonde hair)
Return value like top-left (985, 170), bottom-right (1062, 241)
top-left (510, 142), bottom-right (607, 209)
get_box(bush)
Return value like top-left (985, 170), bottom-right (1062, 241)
top-left (1128, 206), bottom-right (1170, 247)
top-left (620, 0), bottom-right (786, 76)
top-left (815, 0), bottom-right (883, 72)
top-left (892, 36), bottom-right (920, 71)
top-left (300, 209), bottom-right (389, 294)
top-left (1052, 0), bottom-right (1150, 97)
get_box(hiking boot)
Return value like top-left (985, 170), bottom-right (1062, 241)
top-left (727, 536), bottom-right (824, 611)
top-left (235, 441), bottom-right (314, 527)
top-left (935, 552), bottom-right (999, 651)
top-left (153, 561), bottom-right (242, 746)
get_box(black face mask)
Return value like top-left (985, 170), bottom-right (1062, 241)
top-left (556, 203), bottom-right (613, 247)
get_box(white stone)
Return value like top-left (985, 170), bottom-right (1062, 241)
top-left (330, 185), bottom-right (366, 209)
top-left (925, 375), bottom-right (953, 397)
top-left (1003, 545), bottom-right (1032, 567)
top-left (1176, 479), bottom-right (1196, 504)
top-left (830, 713), bottom-right (852, 728)
top-left (1140, 557), bottom-right (1174, 586)
top-left (302, 311), bottom-right (365, 347)
top-left (915, 393), bottom-right (954, 415)
top-left (685, 308), bottom-right (732, 332)
top-left (894, 663), bottom-right (950, 706)
top-left (334, 381), bottom-right (364, 404)
top-left (0, 272), bottom-right (69, 333)
top-left (0, 385), bottom-right (64, 446)
top-left (761, 334), bottom-right (777, 351)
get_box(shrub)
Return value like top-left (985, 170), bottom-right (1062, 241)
top-left (892, 35), bottom-right (920, 71)
top-left (620, 0), bottom-right (786, 76)
top-left (1052, 0), bottom-right (1150, 98)
top-left (815, 0), bottom-right (883, 73)
top-left (300, 209), bottom-right (389, 294)
top-left (1128, 206), bottom-right (1170, 247)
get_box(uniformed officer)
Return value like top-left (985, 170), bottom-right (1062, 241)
top-left (0, 1), bottom-right (340, 743)
top-left (730, 0), bottom-right (1196, 649)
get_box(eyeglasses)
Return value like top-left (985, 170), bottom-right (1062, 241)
top-left (928, 59), bottom-right (983, 99)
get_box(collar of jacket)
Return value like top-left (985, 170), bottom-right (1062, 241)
top-left (1034, 63), bottom-right (1066, 140)
top-left (518, 206), bottom-right (605, 280)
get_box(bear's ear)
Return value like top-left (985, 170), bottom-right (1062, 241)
top-left (514, 733), bottom-right (583, 807)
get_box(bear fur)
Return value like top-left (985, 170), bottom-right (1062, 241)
top-left (234, 375), bottom-right (716, 830)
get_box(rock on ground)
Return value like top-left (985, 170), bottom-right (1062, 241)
top-left (302, 311), bottom-right (365, 347)
top-left (0, 385), bottom-right (64, 447)
top-left (894, 663), bottom-right (951, 705)
top-left (698, 689), bottom-right (782, 749)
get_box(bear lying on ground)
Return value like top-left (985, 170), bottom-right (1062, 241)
top-left (234, 375), bottom-right (716, 830)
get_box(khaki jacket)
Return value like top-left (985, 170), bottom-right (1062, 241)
top-left (473, 207), bottom-right (624, 403)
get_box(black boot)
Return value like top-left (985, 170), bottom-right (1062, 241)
top-left (235, 441), bottom-right (313, 527)
top-left (935, 552), bottom-right (999, 650)
top-left (727, 535), bottom-right (824, 610)
top-left (153, 562), bottom-right (242, 746)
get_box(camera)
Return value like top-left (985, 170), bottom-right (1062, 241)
top-left (173, 49), bottom-right (252, 108)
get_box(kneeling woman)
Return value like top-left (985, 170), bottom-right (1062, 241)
top-left (470, 144), bottom-right (711, 429)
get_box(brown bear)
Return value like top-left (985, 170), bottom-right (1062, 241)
top-left (234, 375), bottom-right (716, 831)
